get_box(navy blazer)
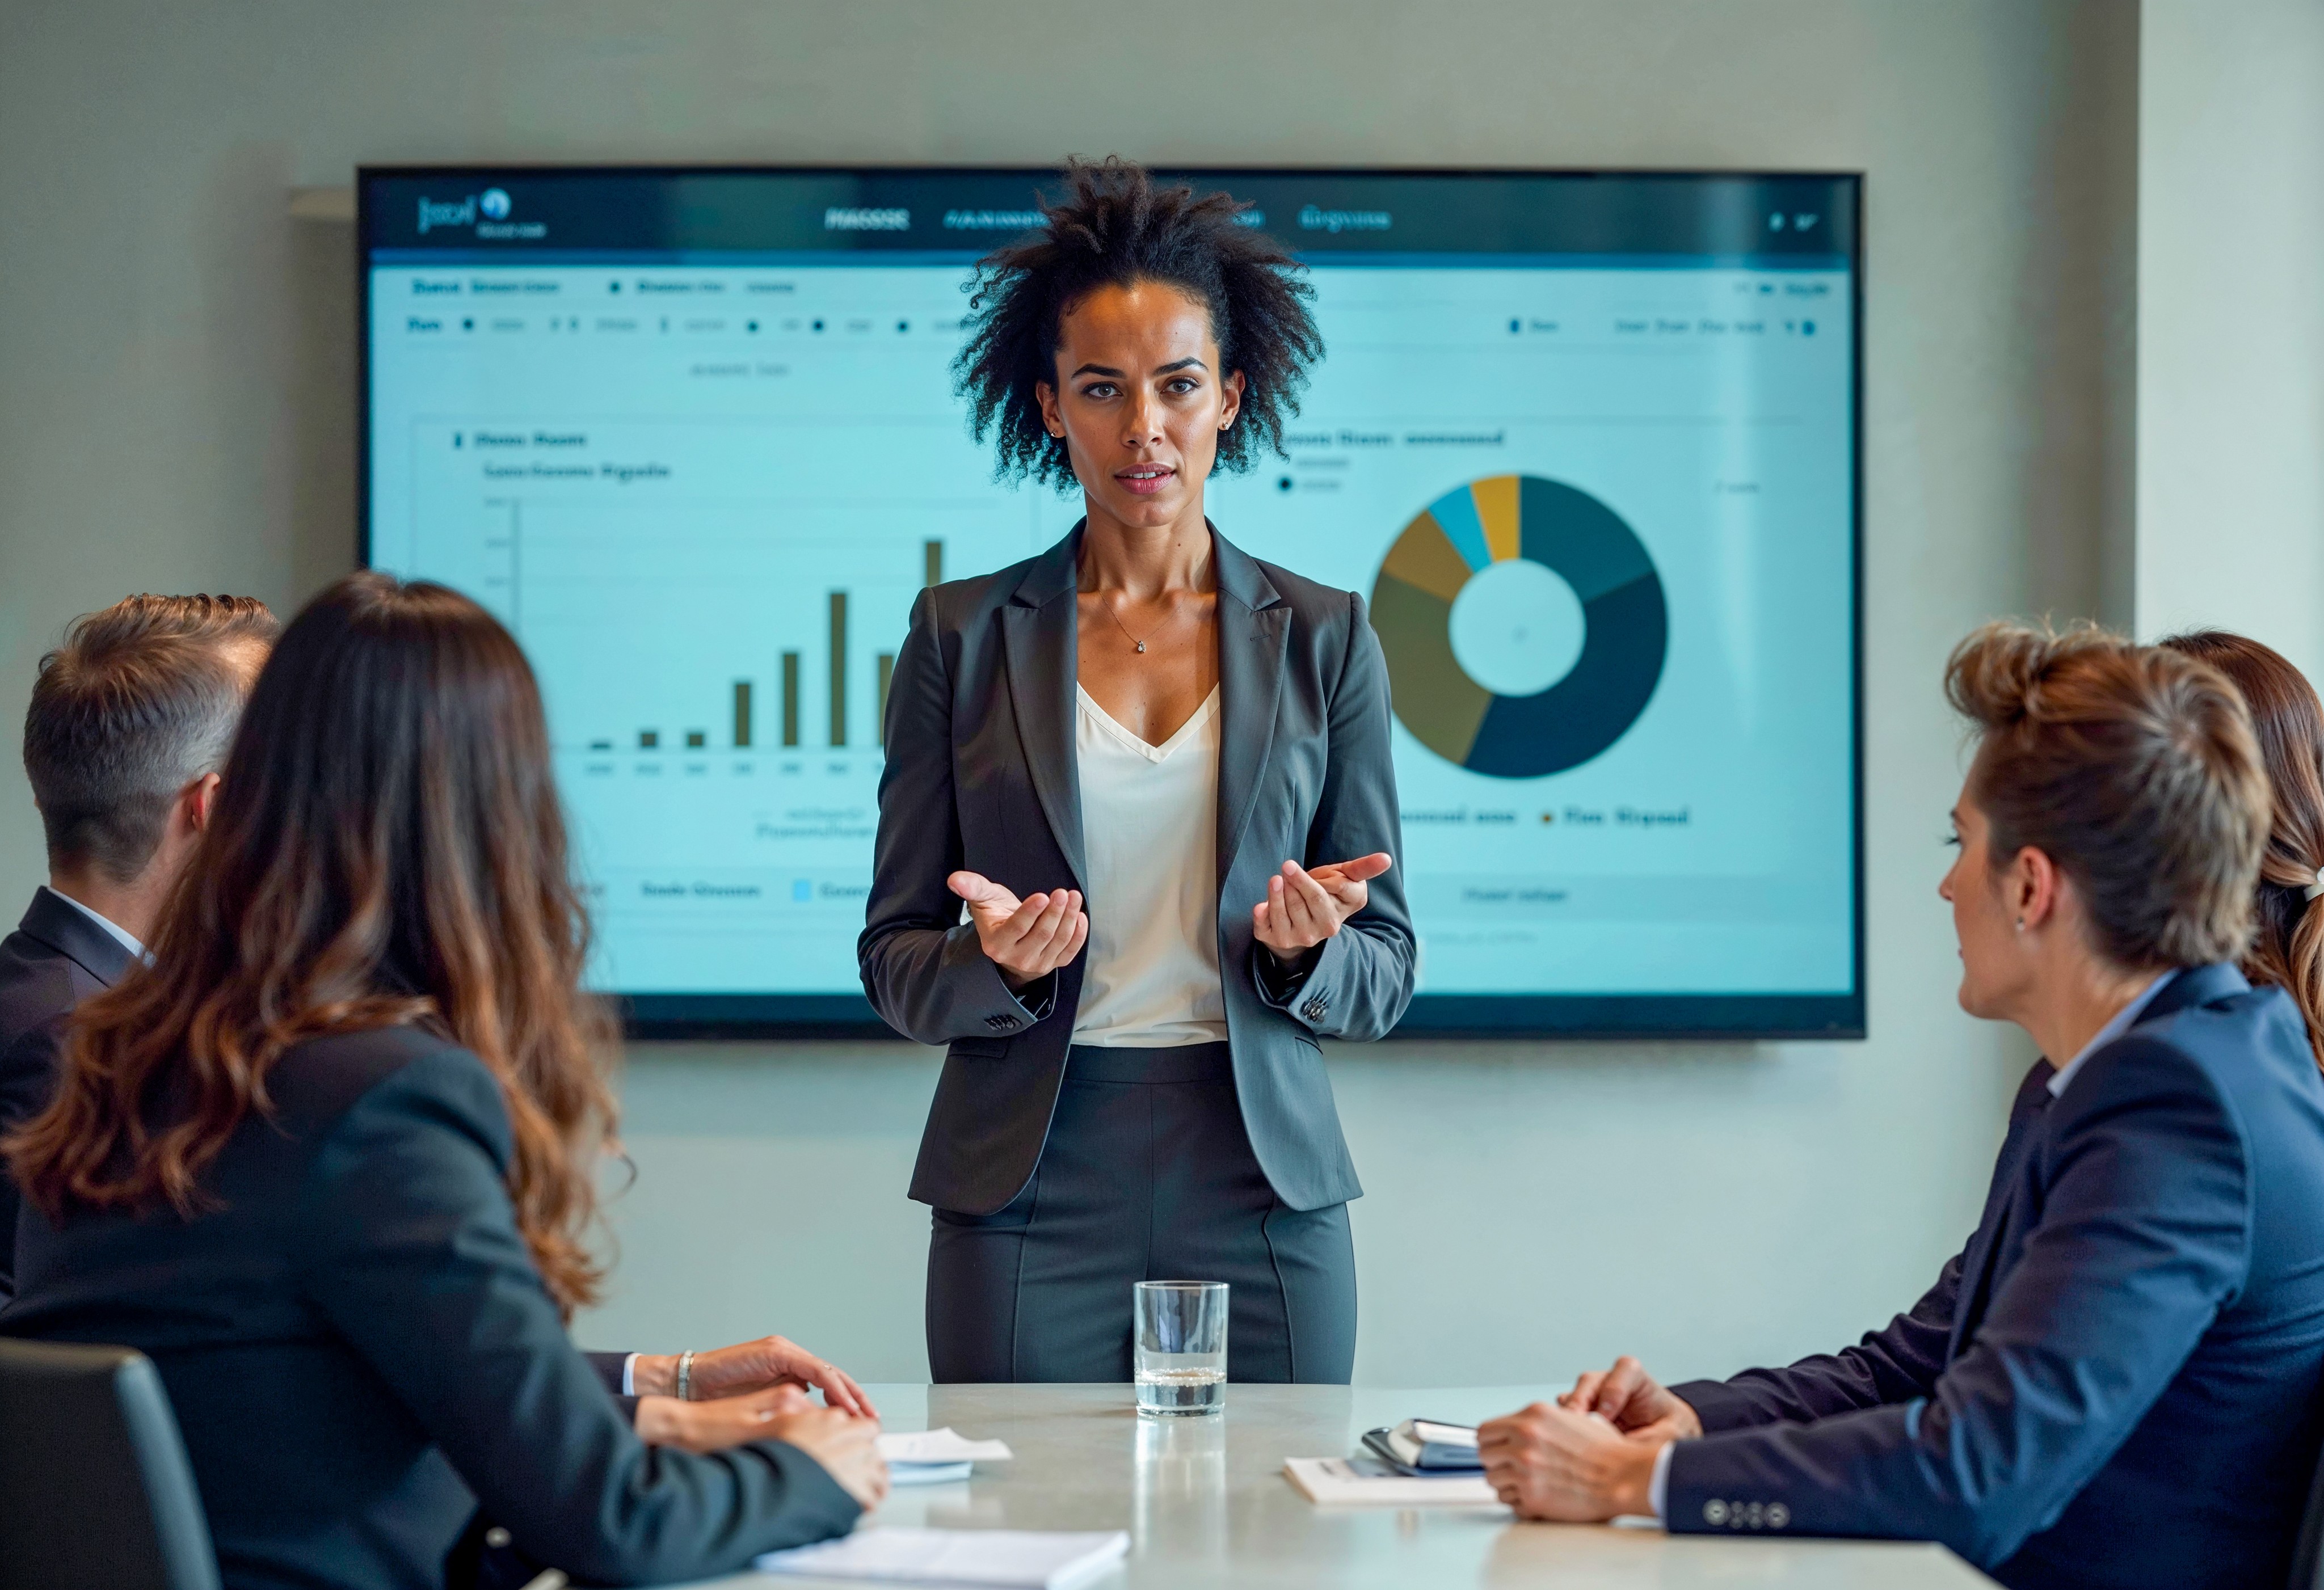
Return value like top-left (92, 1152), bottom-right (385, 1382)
top-left (1664, 964), bottom-right (2324, 1589)
top-left (2, 1026), bottom-right (858, 1589)
top-left (859, 524), bottom-right (1415, 1215)
top-left (0, 888), bottom-right (137, 1298)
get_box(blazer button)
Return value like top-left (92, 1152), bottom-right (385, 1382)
top-left (1703, 1500), bottom-right (1728, 1526)
top-left (1766, 1503), bottom-right (1790, 1530)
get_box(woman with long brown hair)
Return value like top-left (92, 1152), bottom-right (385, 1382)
top-left (2163, 630), bottom-right (2324, 1065)
top-left (2, 573), bottom-right (883, 1589)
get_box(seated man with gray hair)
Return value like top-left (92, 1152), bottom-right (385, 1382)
top-left (0, 593), bottom-right (278, 1296)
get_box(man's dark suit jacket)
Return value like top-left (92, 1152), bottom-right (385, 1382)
top-left (0, 887), bottom-right (137, 1298)
top-left (1, 1026), bottom-right (858, 1589)
top-left (1664, 964), bottom-right (2324, 1590)
top-left (859, 524), bottom-right (1416, 1217)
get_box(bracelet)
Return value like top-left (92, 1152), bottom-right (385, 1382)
top-left (676, 1349), bottom-right (697, 1402)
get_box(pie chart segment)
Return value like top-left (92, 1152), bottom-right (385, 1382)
top-left (1372, 473), bottom-right (1668, 779)
top-left (1378, 510), bottom-right (1474, 604)
top-left (1426, 483), bottom-right (1495, 572)
top-left (1464, 568), bottom-right (1667, 778)
top-left (1520, 474), bottom-right (1655, 604)
top-left (1472, 475), bottom-right (1522, 563)
top-left (1368, 570), bottom-right (1494, 767)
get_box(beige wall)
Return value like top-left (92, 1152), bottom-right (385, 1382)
top-left (2133, 0), bottom-right (2324, 672)
top-left (0, 0), bottom-right (2138, 1382)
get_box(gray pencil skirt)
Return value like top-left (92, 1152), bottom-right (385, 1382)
top-left (924, 1041), bottom-right (1357, 1384)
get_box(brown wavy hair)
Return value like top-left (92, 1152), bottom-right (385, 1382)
top-left (7, 573), bottom-right (618, 1314)
top-left (2162, 631), bottom-right (2324, 1066)
top-left (1945, 621), bottom-right (2267, 969)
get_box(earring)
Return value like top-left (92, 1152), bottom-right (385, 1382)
top-left (2014, 918), bottom-right (2025, 933)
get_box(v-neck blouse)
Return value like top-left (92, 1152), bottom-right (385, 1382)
top-left (1071, 685), bottom-right (1228, 1047)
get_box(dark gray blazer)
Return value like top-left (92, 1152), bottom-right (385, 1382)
top-left (860, 524), bottom-right (1415, 1216)
top-left (0, 888), bottom-right (138, 1299)
top-left (3, 1026), bottom-right (860, 1589)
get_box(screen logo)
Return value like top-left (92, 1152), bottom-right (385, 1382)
top-left (417, 195), bottom-right (477, 234)
top-left (415, 187), bottom-right (542, 240)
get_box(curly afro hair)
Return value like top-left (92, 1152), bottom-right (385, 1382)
top-left (953, 158), bottom-right (1323, 490)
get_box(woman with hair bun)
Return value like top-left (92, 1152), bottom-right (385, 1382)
top-left (2162, 630), bottom-right (2324, 1064)
top-left (1478, 622), bottom-right (2324, 1590)
top-left (860, 159), bottom-right (1414, 1384)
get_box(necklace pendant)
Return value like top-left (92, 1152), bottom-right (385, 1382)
top-left (1135, 640), bottom-right (1146, 653)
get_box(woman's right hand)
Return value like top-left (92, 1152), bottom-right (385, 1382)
top-left (637, 1389), bottom-right (890, 1508)
top-left (767, 1405), bottom-right (890, 1510)
top-left (949, 871), bottom-right (1087, 990)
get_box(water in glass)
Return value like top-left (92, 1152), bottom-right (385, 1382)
top-left (1135, 1280), bottom-right (1227, 1416)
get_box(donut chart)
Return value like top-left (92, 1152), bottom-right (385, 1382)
top-left (1370, 475), bottom-right (1666, 778)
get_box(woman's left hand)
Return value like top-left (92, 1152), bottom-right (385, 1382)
top-left (1252, 853), bottom-right (1393, 964)
top-left (634, 1335), bottom-right (878, 1418)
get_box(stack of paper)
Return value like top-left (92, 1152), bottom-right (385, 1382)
top-left (1283, 1456), bottom-right (1501, 1508)
top-left (756, 1527), bottom-right (1130, 1588)
top-left (875, 1428), bottom-right (1014, 1487)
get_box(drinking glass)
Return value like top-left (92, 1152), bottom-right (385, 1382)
top-left (1134, 1280), bottom-right (1227, 1416)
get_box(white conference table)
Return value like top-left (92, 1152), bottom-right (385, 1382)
top-left (674, 1383), bottom-right (1998, 1589)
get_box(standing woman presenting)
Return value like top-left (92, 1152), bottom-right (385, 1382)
top-left (861, 159), bottom-right (1414, 1384)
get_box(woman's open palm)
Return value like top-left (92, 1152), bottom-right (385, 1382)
top-left (949, 871), bottom-right (1088, 989)
top-left (1252, 853), bottom-right (1392, 961)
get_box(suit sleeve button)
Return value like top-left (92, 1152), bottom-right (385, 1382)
top-left (1703, 1500), bottom-right (1728, 1526)
top-left (1766, 1504), bottom-right (1790, 1530)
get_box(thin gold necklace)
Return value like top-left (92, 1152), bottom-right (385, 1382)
top-left (1102, 593), bottom-right (1172, 655)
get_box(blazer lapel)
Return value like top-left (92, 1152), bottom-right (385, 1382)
top-left (1212, 529), bottom-right (1289, 888)
top-left (1943, 963), bottom-right (2247, 1356)
top-left (1001, 529), bottom-right (1087, 891)
top-left (1948, 1062), bottom-right (2057, 1360)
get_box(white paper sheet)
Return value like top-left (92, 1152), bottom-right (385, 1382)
top-left (1283, 1457), bottom-right (1504, 1508)
top-left (877, 1428), bottom-right (1014, 1464)
top-left (887, 1461), bottom-right (974, 1487)
top-left (755, 1526), bottom-right (1129, 1589)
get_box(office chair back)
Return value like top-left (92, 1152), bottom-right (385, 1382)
top-left (0, 1337), bottom-right (221, 1590)
top-left (2293, 1410), bottom-right (2324, 1590)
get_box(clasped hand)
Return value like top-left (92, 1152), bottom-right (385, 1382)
top-left (950, 851), bottom-right (1393, 985)
top-left (1476, 1355), bottom-right (1702, 1521)
top-left (631, 1335), bottom-right (888, 1508)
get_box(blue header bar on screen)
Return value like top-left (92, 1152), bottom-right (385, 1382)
top-left (360, 168), bottom-right (1862, 267)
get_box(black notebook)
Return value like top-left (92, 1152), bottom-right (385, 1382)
top-left (1361, 1420), bottom-right (1483, 1475)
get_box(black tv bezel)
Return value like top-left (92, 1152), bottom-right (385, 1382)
top-left (356, 163), bottom-right (1866, 1044)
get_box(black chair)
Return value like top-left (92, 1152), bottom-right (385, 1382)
top-left (0, 1338), bottom-right (220, 1590)
top-left (2293, 1419), bottom-right (2324, 1590)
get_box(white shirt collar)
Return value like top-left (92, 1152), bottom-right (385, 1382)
top-left (2048, 969), bottom-right (2178, 1099)
top-left (40, 884), bottom-right (148, 961)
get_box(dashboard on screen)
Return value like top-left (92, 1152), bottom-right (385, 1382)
top-left (360, 167), bottom-right (1863, 1037)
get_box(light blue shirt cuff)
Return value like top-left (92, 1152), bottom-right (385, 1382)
top-left (622, 1352), bottom-right (640, 1397)
top-left (1649, 1441), bottom-right (1673, 1522)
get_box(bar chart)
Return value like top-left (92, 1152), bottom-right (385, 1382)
top-left (567, 538), bottom-right (940, 755)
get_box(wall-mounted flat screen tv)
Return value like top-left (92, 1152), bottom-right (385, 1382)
top-left (360, 166), bottom-right (1863, 1038)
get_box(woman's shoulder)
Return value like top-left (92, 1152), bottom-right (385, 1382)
top-left (1249, 556), bottom-right (1363, 622)
top-left (268, 1026), bottom-right (510, 1160)
top-left (916, 533), bottom-right (1076, 635)
top-left (1210, 529), bottom-right (1365, 629)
